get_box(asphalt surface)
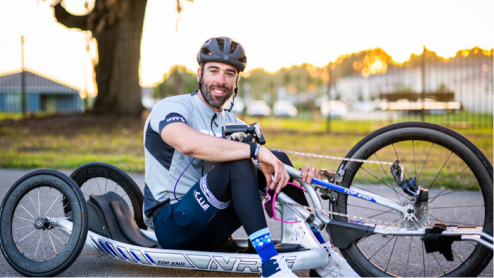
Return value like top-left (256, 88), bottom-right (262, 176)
top-left (0, 168), bottom-right (492, 277)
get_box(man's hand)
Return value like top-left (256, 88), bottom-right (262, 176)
top-left (257, 146), bottom-right (290, 194)
top-left (299, 164), bottom-right (324, 184)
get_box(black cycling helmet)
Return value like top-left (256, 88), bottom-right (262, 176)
top-left (196, 37), bottom-right (247, 72)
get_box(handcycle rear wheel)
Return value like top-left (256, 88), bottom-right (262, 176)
top-left (68, 162), bottom-right (145, 229)
top-left (0, 170), bottom-right (88, 276)
top-left (332, 122), bottom-right (493, 277)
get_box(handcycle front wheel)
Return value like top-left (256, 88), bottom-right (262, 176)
top-left (0, 170), bottom-right (88, 277)
top-left (332, 122), bottom-right (493, 277)
top-left (68, 162), bottom-right (145, 228)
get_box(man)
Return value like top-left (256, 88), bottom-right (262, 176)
top-left (143, 36), bottom-right (358, 277)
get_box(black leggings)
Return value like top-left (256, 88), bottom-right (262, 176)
top-left (206, 152), bottom-right (309, 236)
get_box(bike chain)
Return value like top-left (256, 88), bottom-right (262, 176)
top-left (266, 148), bottom-right (401, 228)
top-left (267, 148), bottom-right (395, 165)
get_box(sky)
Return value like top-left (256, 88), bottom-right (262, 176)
top-left (0, 0), bottom-right (493, 91)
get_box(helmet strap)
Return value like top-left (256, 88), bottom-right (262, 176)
top-left (224, 76), bottom-right (240, 112)
top-left (198, 66), bottom-right (204, 90)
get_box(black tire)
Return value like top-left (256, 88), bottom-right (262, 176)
top-left (0, 170), bottom-right (88, 277)
top-left (331, 122), bottom-right (493, 277)
top-left (68, 162), bottom-right (145, 229)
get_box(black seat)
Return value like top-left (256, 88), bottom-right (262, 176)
top-left (87, 192), bottom-right (157, 248)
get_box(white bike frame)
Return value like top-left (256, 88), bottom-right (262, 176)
top-left (283, 165), bottom-right (494, 250)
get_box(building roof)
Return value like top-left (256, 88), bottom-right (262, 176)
top-left (0, 70), bottom-right (80, 94)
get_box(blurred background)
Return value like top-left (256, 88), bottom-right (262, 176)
top-left (0, 0), bottom-right (492, 132)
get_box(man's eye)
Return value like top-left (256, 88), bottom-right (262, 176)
top-left (210, 69), bottom-right (218, 74)
top-left (226, 72), bottom-right (235, 78)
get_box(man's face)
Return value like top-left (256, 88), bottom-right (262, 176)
top-left (198, 62), bottom-right (238, 110)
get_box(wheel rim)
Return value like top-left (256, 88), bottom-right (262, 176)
top-left (340, 128), bottom-right (491, 277)
top-left (12, 186), bottom-right (72, 262)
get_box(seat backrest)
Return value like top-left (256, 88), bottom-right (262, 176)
top-left (87, 192), bottom-right (157, 248)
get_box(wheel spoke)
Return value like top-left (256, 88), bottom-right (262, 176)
top-left (14, 224), bottom-right (33, 231)
top-left (34, 230), bottom-right (42, 261)
top-left (48, 231), bottom-right (58, 255)
top-left (417, 143), bottom-right (434, 184)
top-left (52, 201), bottom-right (70, 217)
top-left (405, 236), bottom-right (413, 277)
top-left (421, 241), bottom-right (426, 277)
top-left (366, 235), bottom-right (395, 261)
top-left (44, 187), bottom-right (52, 217)
top-left (432, 252), bottom-right (447, 276)
top-left (426, 151), bottom-right (453, 191)
top-left (429, 187), bottom-right (481, 203)
top-left (14, 215), bottom-right (35, 222)
top-left (28, 194), bottom-right (40, 216)
top-left (48, 230), bottom-right (66, 244)
top-left (41, 232), bottom-right (46, 261)
top-left (85, 181), bottom-right (95, 195)
top-left (19, 204), bottom-right (36, 219)
top-left (95, 177), bottom-right (103, 195)
top-left (37, 187), bottom-right (40, 218)
top-left (365, 209), bottom-right (396, 220)
top-left (44, 192), bottom-right (62, 216)
top-left (432, 204), bottom-right (484, 209)
top-left (428, 214), bottom-right (479, 226)
top-left (373, 152), bottom-right (402, 199)
top-left (384, 236), bottom-right (399, 272)
top-left (16, 229), bottom-right (36, 243)
top-left (412, 140), bottom-right (417, 179)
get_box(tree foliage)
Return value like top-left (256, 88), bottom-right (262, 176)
top-left (152, 65), bottom-right (197, 99)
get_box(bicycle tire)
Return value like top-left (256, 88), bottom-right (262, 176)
top-left (0, 170), bottom-right (88, 276)
top-left (331, 122), bottom-right (493, 277)
top-left (68, 162), bottom-right (145, 229)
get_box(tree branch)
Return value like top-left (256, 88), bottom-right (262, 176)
top-left (53, 2), bottom-right (89, 31)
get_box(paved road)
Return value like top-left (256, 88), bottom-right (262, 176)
top-left (0, 168), bottom-right (492, 277)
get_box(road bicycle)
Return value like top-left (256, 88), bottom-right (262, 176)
top-left (0, 121), bottom-right (492, 277)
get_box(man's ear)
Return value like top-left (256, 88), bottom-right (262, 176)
top-left (197, 67), bottom-right (202, 82)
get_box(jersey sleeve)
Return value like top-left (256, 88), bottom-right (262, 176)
top-left (148, 97), bottom-right (191, 135)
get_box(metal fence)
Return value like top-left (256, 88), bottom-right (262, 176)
top-left (1, 35), bottom-right (492, 131)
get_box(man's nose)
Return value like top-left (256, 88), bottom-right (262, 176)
top-left (217, 72), bottom-right (226, 84)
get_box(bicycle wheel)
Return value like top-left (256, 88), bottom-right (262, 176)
top-left (0, 170), bottom-right (88, 276)
top-left (331, 122), bottom-right (493, 277)
top-left (68, 162), bottom-right (145, 228)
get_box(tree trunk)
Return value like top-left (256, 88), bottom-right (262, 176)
top-left (53, 0), bottom-right (146, 117)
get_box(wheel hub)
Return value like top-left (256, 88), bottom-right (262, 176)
top-left (398, 196), bottom-right (431, 229)
top-left (34, 217), bottom-right (53, 230)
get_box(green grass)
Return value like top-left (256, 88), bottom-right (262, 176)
top-left (0, 115), bottom-right (492, 177)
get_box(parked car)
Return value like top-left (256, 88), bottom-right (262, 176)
top-left (273, 100), bottom-right (297, 117)
top-left (246, 100), bottom-right (271, 117)
top-left (320, 100), bottom-right (348, 118)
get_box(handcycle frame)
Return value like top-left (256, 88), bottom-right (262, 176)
top-left (1, 121), bottom-right (492, 277)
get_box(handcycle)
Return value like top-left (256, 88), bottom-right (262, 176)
top-left (0, 121), bottom-right (492, 277)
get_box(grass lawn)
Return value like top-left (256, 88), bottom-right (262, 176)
top-left (0, 115), bottom-right (492, 175)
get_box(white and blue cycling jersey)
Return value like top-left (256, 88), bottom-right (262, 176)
top-left (142, 90), bottom-right (245, 226)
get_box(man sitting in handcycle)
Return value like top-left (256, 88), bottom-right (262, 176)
top-left (142, 36), bottom-right (358, 277)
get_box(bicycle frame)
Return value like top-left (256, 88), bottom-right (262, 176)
top-left (283, 165), bottom-right (494, 250)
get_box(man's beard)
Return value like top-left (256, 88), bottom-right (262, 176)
top-left (200, 83), bottom-right (234, 109)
